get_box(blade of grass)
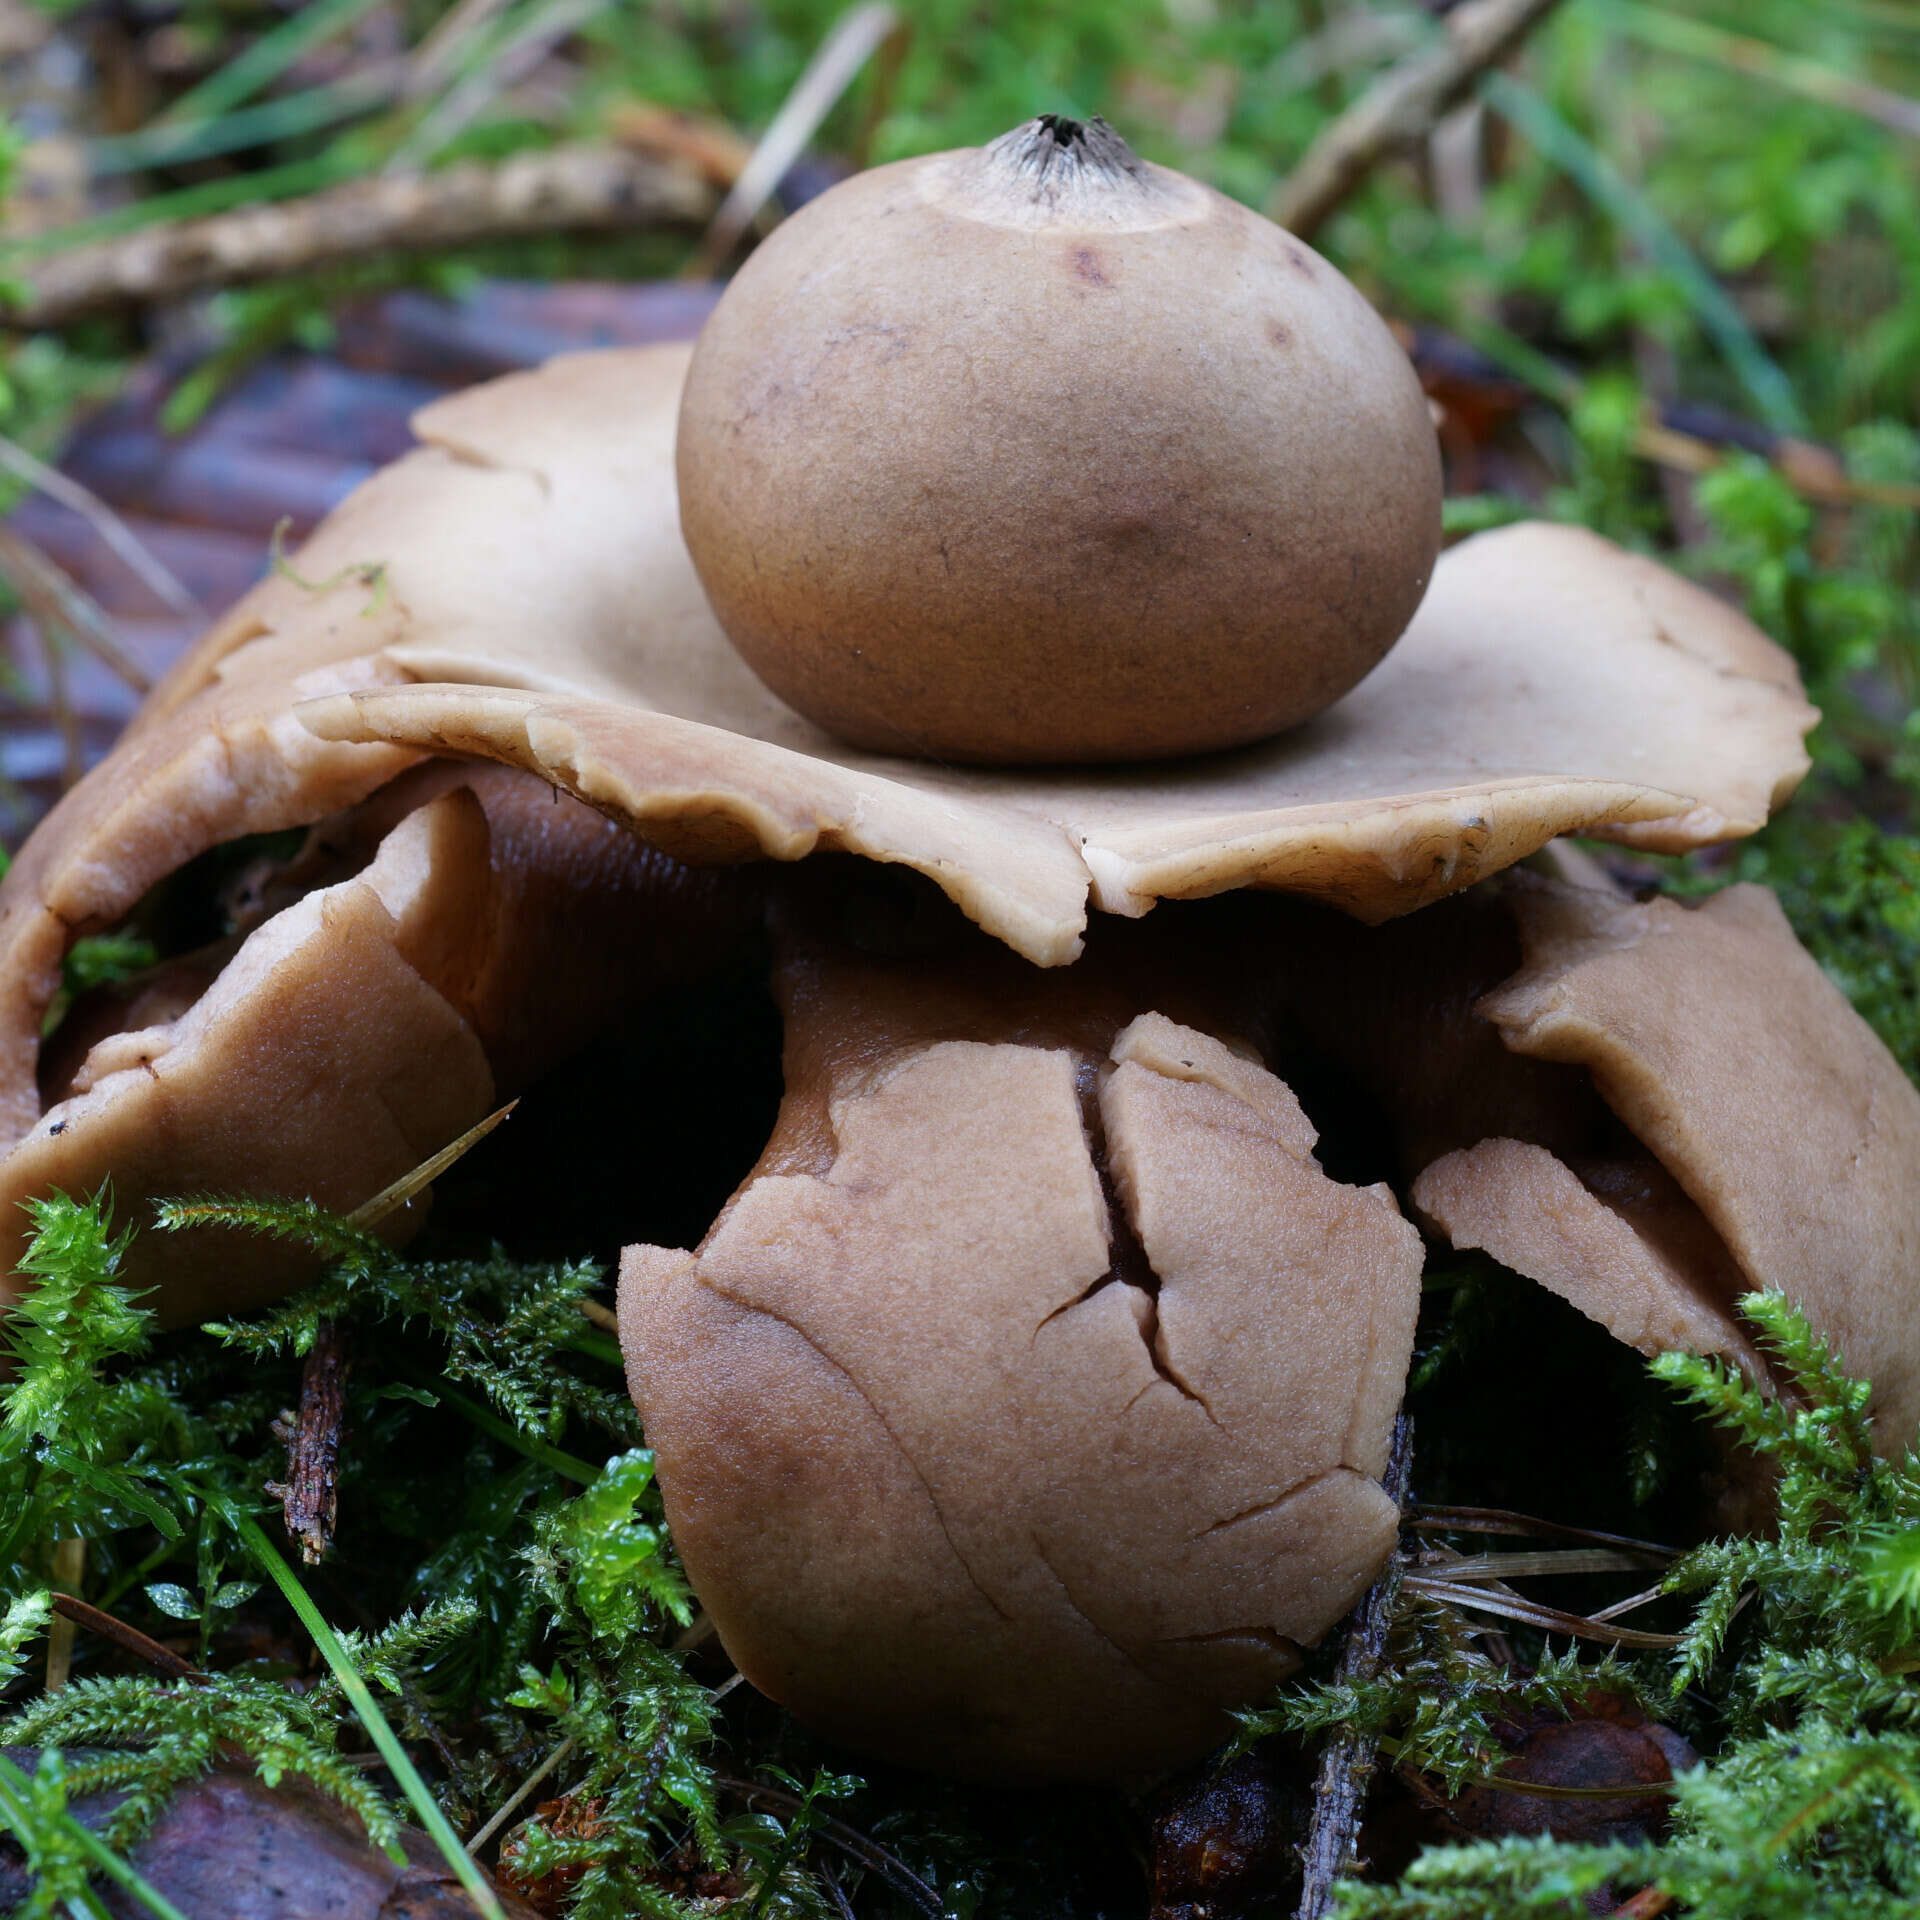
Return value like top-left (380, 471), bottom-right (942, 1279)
top-left (231, 1509), bottom-right (505, 1920)
top-left (0, 523), bottom-right (155, 694)
top-left (686, 1), bottom-right (905, 276)
top-left (1607, 2), bottom-right (1920, 141)
top-left (0, 435), bottom-right (197, 617)
top-left (1416, 1547), bottom-right (1673, 1581)
top-left (428, 1379), bottom-right (602, 1484)
top-left (160, 0), bottom-right (396, 126)
top-left (405, 0), bottom-right (519, 101)
top-left (566, 1323), bottom-right (625, 1369)
top-left (1479, 68), bottom-right (1806, 435)
top-left (90, 67), bottom-right (403, 176)
top-left (1401, 1571), bottom-right (1684, 1646)
top-left (385, 0), bottom-right (618, 175)
top-left (0, 1750), bottom-right (191, 1920)
top-left (347, 1101), bottom-right (517, 1231)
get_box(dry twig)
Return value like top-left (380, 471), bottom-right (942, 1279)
top-left (267, 1319), bottom-right (353, 1565)
top-left (6, 146), bottom-right (715, 328)
top-left (687, 2), bottom-right (906, 277)
top-left (606, 101), bottom-right (756, 188)
top-left (0, 434), bottom-right (199, 617)
top-left (1610, 1888), bottom-right (1677, 1920)
top-left (0, 523), bottom-right (153, 693)
top-left (1271, 0), bottom-right (1568, 240)
top-left (1296, 1412), bottom-right (1414, 1920)
top-left (466, 1734), bottom-right (576, 1855)
top-left (51, 1592), bottom-right (205, 1682)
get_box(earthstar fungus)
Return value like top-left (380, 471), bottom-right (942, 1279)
top-left (0, 143), bottom-right (1909, 1783)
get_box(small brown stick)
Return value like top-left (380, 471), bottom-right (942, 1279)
top-left (51, 1592), bottom-right (204, 1682)
top-left (7, 146), bottom-right (715, 329)
top-left (0, 433), bottom-right (199, 618)
top-left (266, 1318), bottom-right (353, 1565)
top-left (1271, 0), bottom-right (1568, 240)
top-left (466, 1733), bottom-right (576, 1855)
top-left (1296, 1412), bottom-right (1414, 1920)
top-left (1635, 417), bottom-right (1920, 512)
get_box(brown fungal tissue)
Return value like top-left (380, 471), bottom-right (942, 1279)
top-left (675, 115), bottom-right (1443, 764)
top-left (0, 764), bottom-right (760, 1315)
top-left (622, 881), bottom-right (1421, 1781)
top-left (0, 169), bottom-right (1914, 1788)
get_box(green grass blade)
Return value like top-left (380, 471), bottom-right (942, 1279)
top-left (1607, 2), bottom-right (1920, 139)
top-left (0, 1751), bottom-right (191, 1920)
top-left (429, 1380), bottom-right (603, 1484)
top-left (160, 0), bottom-right (396, 125)
top-left (232, 1512), bottom-right (505, 1920)
top-left (89, 71), bottom-right (397, 176)
top-left (1479, 69), bottom-right (1807, 435)
top-left (564, 1325), bottom-right (626, 1369)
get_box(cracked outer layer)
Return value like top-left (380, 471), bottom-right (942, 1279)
top-left (618, 884), bottom-right (1422, 1782)
top-left (1251, 858), bottom-right (1920, 1455)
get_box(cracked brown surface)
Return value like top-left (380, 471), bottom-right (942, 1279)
top-left (618, 879), bottom-right (1422, 1781)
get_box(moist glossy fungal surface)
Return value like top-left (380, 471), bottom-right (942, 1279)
top-left (675, 117), bottom-right (1444, 763)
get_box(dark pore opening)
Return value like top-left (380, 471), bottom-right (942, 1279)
top-left (415, 947), bottom-right (785, 1271)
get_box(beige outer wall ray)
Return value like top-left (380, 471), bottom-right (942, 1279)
top-left (0, 792), bottom-right (498, 1320)
top-left (1462, 882), bottom-right (1920, 1451)
top-left (0, 343), bottom-right (1813, 1157)
top-left (621, 985), bottom-right (1421, 1784)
